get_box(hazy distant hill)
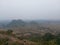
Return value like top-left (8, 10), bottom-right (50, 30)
top-left (0, 20), bottom-right (11, 28)
top-left (6, 20), bottom-right (26, 28)
top-left (35, 20), bottom-right (60, 24)
top-left (0, 19), bottom-right (60, 29)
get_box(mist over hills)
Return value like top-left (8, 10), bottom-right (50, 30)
top-left (0, 19), bottom-right (60, 28)
top-left (6, 20), bottom-right (26, 28)
top-left (0, 19), bottom-right (60, 36)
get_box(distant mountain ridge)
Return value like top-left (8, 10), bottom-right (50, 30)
top-left (6, 20), bottom-right (26, 28)
top-left (0, 19), bottom-right (60, 28)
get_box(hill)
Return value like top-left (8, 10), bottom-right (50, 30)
top-left (6, 20), bottom-right (26, 28)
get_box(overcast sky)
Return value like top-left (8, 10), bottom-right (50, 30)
top-left (0, 0), bottom-right (60, 20)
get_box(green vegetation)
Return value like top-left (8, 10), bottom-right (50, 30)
top-left (0, 30), bottom-right (60, 45)
top-left (26, 33), bottom-right (60, 45)
top-left (7, 29), bottom-right (13, 35)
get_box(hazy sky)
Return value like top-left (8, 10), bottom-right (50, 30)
top-left (0, 0), bottom-right (60, 20)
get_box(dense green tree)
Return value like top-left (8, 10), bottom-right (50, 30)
top-left (42, 33), bottom-right (55, 41)
top-left (7, 29), bottom-right (13, 35)
top-left (56, 34), bottom-right (60, 45)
